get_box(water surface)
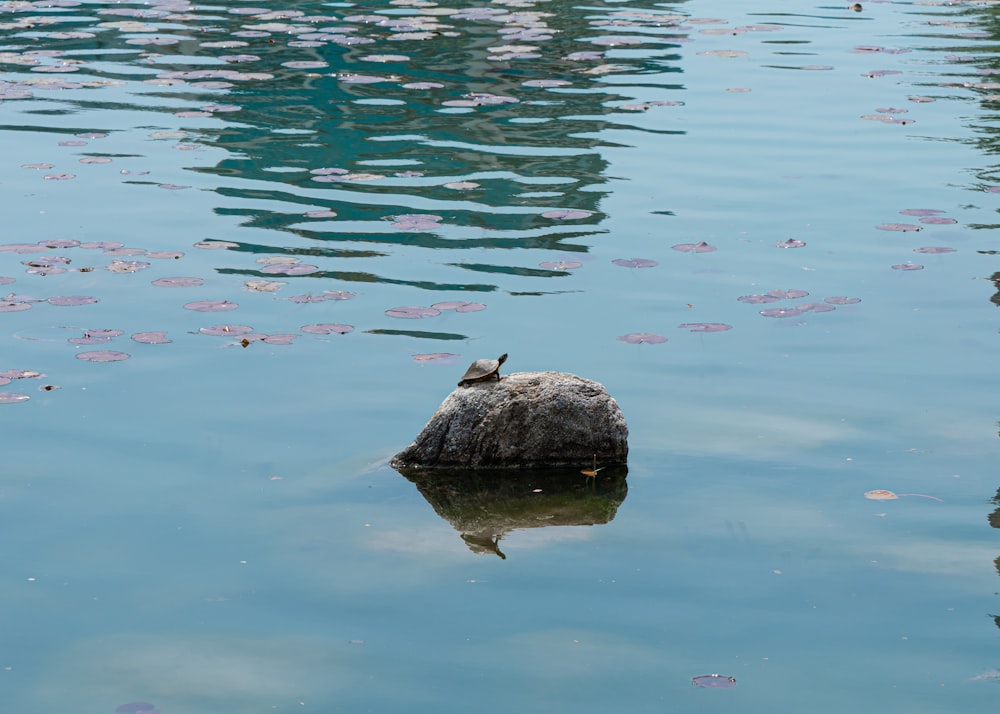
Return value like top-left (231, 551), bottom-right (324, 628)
top-left (2, 0), bottom-right (1000, 712)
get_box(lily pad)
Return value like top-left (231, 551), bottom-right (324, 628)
top-left (0, 392), bottom-right (30, 404)
top-left (385, 306), bottom-right (441, 319)
top-left (301, 323), bottom-right (353, 334)
top-left (75, 350), bottom-right (130, 362)
top-left (617, 333), bottom-right (667, 344)
top-left (692, 674), bottom-right (736, 689)
top-left (184, 300), bottom-right (239, 312)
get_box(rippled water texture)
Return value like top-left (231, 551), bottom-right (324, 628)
top-left (2, 0), bottom-right (1000, 712)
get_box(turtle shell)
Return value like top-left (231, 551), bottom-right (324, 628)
top-left (458, 353), bottom-right (507, 386)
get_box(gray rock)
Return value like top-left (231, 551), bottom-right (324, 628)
top-left (391, 371), bottom-right (628, 471)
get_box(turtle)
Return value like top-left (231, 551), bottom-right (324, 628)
top-left (457, 353), bottom-right (507, 387)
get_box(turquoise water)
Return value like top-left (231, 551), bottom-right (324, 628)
top-left (2, 0), bottom-right (1000, 712)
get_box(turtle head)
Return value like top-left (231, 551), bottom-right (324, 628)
top-left (497, 353), bottom-right (508, 365)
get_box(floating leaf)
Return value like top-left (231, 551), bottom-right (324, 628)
top-left (738, 294), bottom-right (780, 304)
top-left (431, 301), bottom-right (486, 312)
top-left (864, 489), bottom-right (898, 500)
top-left (678, 323), bottom-right (732, 332)
top-left (106, 259), bottom-right (151, 273)
top-left (899, 208), bottom-right (945, 217)
top-left (337, 74), bottom-right (392, 84)
top-left (236, 334), bottom-right (268, 347)
top-left (413, 353), bottom-right (459, 362)
top-left (26, 266), bottom-right (67, 276)
top-left (864, 489), bottom-right (942, 502)
top-left (442, 92), bottom-right (518, 107)
top-left (5, 294), bottom-right (43, 304)
top-left (361, 54), bottom-right (410, 63)
top-left (184, 300), bottom-right (239, 312)
top-left (38, 239), bottom-right (79, 249)
top-left (152, 277), bottom-right (203, 288)
top-left (261, 263), bottom-right (318, 276)
top-left (876, 223), bottom-right (921, 232)
top-left (385, 306), bottom-right (441, 319)
top-left (285, 290), bottom-right (355, 303)
top-left (0, 392), bottom-right (30, 404)
top-left (199, 324), bottom-right (253, 336)
top-left (0, 301), bottom-right (32, 313)
top-left (79, 241), bottom-right (124, 250)
top-left (539, 261), bottom-right (582, 270)
top-left (131, 331), bottom-right (171, 344)
top-left (523, 79), bottom-right (571, 88)
top-left (864, 69), bottom-right (903, 78)
top-left (455, 302), bottom-right (486, 313)
top-left (672, 241), bottom-right (716, 253)
top-left (759, 307), bottom-right (804, 318)
top-left (767, 289), bottom-right (809, 299)
top-left (824, 296), bottom-right (861, 304)
top-left (541, 209), bottom-right (591, 220)
top-left (194, 241), bottom-right (238, 249)
top-left (75, 350), bottom-right (130, 362)
top-left (1, 369), bottom-right (42, 380)
top-left (390, 215), bottom-right (443, 231)
top-left (47, 295), bottom-right (98, 306)
top-left (244, 279), bottom-right (286, 292)
top-left (281, 60), bottom-right (329, 70)
top-left (799, 303), bottom-right (836, 313)
top-left (692, 674), bottom-right (736, 689)
top-left (612, 258), bottom-right (658, 268)
top-left (617, 333), bottom-right (667, 344)
top-left (301, 323), bottom-right (353, 335)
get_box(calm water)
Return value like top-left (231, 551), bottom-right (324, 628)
top-left (2, 0), bottom-right (1000, 711)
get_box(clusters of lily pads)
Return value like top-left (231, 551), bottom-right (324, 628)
top-left (0, 227), bottom-right (499, 401)
top-left (877, 206), bottom-right (962, 271)
top-left (0, 0), bottom-right (974, 403)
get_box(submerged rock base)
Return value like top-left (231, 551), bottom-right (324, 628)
top-left (390, 371), bottom-right (628, 471)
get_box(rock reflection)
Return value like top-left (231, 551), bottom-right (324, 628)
top-left (396, 467), bottom-right (627, 558)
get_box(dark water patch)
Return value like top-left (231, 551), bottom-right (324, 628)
top-left (448, 263), bottom-right (572, 279)
top-left (364, 329), bottom-right (466, 341)
top-left (217, 267), bottom-right (497, 293)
